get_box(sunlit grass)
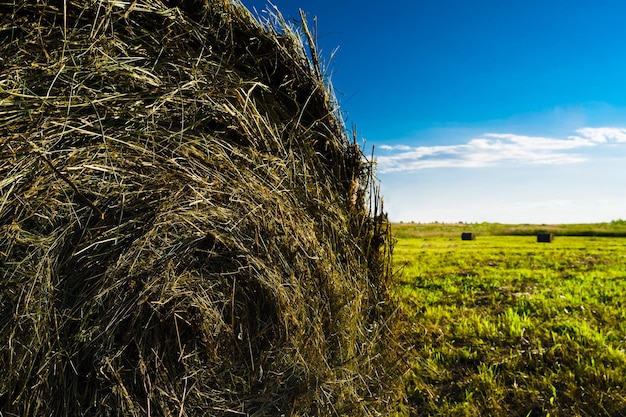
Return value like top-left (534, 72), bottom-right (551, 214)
top-left (393, 223), bottom-right (626, 416)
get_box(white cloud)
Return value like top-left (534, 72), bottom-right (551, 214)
top-left (375, 127), bottom-right (625, 173)
top-left (575, 127), bottom-right (626, 143)
top-left (484, 133), bottom-right (595, 150)
top-left (378, 144), bottom-right (412, 151)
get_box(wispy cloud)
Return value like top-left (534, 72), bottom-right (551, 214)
top-left (376, 127), bottom-right (626, 173)
top-left (575, 127), bottom-right (626, 143)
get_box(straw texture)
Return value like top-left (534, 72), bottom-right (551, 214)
top-left (0, 1), bottom-right (399, 415)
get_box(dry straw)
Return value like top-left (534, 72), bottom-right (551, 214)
top-left (0, 0), bottom-right (402, 415)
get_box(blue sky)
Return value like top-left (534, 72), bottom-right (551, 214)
top-left (241, 0), bottom-right (626, 223)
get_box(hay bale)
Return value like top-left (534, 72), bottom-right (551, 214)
top-left (0, 1), bottom-right (400, 415)
top-left (537, 233), bottom-right (555, 243)
top-left (461, 232), bottom-right (476, 241)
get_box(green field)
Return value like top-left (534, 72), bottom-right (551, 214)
top-left (392, 222), bottom-right (626, 416)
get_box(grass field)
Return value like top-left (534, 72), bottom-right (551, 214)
top-left (392, 222), bottom-right (626, 416)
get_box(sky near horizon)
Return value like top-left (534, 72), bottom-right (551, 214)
top-left (240, 0), bottom-right (626, 224)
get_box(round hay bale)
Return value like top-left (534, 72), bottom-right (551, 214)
top-left (0, 1), bottom-right (400, 416)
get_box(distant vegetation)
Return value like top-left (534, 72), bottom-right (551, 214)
top-left (392, 222), bottom-right (626, 416)
top-left (393, 219), bottom-right (626, 239)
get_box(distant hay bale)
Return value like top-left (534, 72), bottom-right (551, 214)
top-left (0, 1), bottom-right (401, 415)
top-left (461, 232), bottom-right (476, 241)
top-left (537, 233), bottom-right (555, 243)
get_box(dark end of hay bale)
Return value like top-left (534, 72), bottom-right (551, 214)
top-left (537, 233), bottom-right (555, 243)
top-left (461, 232), bottom-right (476, 240)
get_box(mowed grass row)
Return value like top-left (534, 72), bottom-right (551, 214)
top-left (392, 224), bottom-right (626, 416)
